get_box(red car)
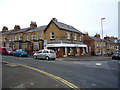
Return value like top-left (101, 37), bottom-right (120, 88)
top-left (0, 47), bottom-right (14, 55)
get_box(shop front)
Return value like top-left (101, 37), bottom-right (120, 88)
top-left (47, 43), bottom-right (87, 57)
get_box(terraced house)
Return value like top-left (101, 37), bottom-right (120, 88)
top-left (83, 33), bottom-right (107, 56)
top-left (1, 18), bottom-right (87, 57)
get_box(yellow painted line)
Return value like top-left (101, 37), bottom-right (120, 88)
top-left (2, 61), bottom-right (80, 90)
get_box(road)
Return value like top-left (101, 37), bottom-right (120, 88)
top-left (2, 55), bottom-right (120, 89)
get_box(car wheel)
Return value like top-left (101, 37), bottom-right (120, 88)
top-left (53, 58), bottom-right (56, 60)
top-left (45, 56), bottom-right (50, 60)
top-left (33, 56), bottom-right (37, 59)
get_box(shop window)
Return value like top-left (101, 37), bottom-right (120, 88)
top-left (68, 48), bottom-right (74, 55)
top-left (50, 32), bottom-right (54, 39)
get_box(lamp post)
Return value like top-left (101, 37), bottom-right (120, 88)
top-left (101, 18), bottom-right (105, 39)
top-left (101, 18), bottom-right (105, 56)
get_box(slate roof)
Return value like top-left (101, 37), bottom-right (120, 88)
top-left (90, 36), bottom-right (106, 41)
top-left (51, 20), bottom-right (82, 34)
top-left (25, 25), bottom-right (47, 33)
top-left (1, 30), bottom-right (14, 35)
top-left (1, 18), bottom-right (82, 35)
top-left (1, 28), bottom-right (30, 35)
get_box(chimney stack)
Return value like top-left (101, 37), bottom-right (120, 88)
top-left (14, 25), bottom-right (20, 30)
top-left (104, 36), bottom-right (110, 40)
top-left (94, 33), bottom-right (100, 38)
top-left (52, 17), bottom-right (57, 22)
top-left (30, 21), bottom-right (37, 29)
top-left (2, 26), bottom-right (8, 32)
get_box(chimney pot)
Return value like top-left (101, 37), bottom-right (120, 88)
top-left (30, 21), bottom-right (37, 29)
top-left (2, 26), bottom-right (8, 32)
top-left (14, 25), bottom-right (20, 30)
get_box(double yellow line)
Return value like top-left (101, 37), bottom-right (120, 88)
top-left (2, 61), bottom-right (80, 90)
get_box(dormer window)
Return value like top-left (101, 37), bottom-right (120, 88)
top-left (50, 32), bottom-right (54, 40)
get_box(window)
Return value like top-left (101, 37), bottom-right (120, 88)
top-left (39, 32), bottom-right (42, 39)
top-left (18, 35), bottom-right (21, 40)
top-left (43, 50), bottom-right (49, 53)
top-left (50, 50), bottom-right (55, 53)
top-left (4, 36), bottom-right (6, 41)
top-left (11, 36), bottom-right (14, 41)
top-left (50, 32), bottom-right (54, 39)
top-left (15, 35), bottom-right (17, 40)
top-left (96, 42), bottom-right (99, 47)
top-left (73, 34), bottom-right (77, 40)
top-left (34, 33), bottom-right (36, 40)
top-left (31, 34), bottom-right (33, 40)
top-left (26, 35), bottom-right (29, 41)
top-left (66, 32), bottom-right (70, 40)
top-left (79, 35), bottom-right (82, 41)
top-left (38, 50), bottom-right (42, 53)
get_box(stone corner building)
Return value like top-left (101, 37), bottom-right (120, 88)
top-left (1, 18), bottom-right (88, 57)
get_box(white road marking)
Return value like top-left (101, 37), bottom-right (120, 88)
top-left (96, 63), bottom-right (101, 66)
top-left (13, 84), bottom-right (25, 88)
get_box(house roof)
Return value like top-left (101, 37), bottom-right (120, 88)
top-left (44, 19), bottom-right (82, 34)
top-left (1, 28), bottom-right (30, 35)
top-left (90, 36), bottom-right (106, 41)
top-left (25, 25), bottom-right (47, 33)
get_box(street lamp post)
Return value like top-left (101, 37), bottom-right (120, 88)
top-left (101, 18), bottom-right (105, 56)
top-left (101, 18), bottom-right (105, 39)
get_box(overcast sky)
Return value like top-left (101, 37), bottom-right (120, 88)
top-left (0, 0), bottom-right (119, 38)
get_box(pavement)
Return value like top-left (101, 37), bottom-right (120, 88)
top-left (56, 56), bottom-right (112, 61)
top-left (2, 62), bottom-right (70, 89)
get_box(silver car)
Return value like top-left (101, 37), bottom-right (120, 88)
top-left (33, 49), bottom-right (56, 60)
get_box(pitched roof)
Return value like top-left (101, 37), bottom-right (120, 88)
top-left (90, 36), bottom-right (106, 41)
top-left (45, 19), bottom-right (82, 34)
top-left (1, 28), bottom-right (30, 35)
top-left (25, 25), bottom-right (47, 33)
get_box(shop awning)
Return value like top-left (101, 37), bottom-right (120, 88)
top-left (47, 43), bottom-right (87, 48)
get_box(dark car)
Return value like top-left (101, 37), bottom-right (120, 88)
top-left (13, 49), bottom-right (28, 57)
top-left (112, 53), bottom-right (120, 60)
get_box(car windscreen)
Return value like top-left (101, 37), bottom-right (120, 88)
top-left (5, 48), bottom-right (13, 51)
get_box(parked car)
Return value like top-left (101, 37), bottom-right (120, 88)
top-left (33, 49), bottom-right (56, 60)
top-left (112, 53), bottom-right (120, 60)
top-left (13, 49), bottom-right (28, 57)
top-left (0, 47), bottom-right (14, 55)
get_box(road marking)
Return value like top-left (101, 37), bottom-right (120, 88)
top-left (2, 61), bottom-right (80, 90)
top-left (96, 63), bottom-right (101, 66)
